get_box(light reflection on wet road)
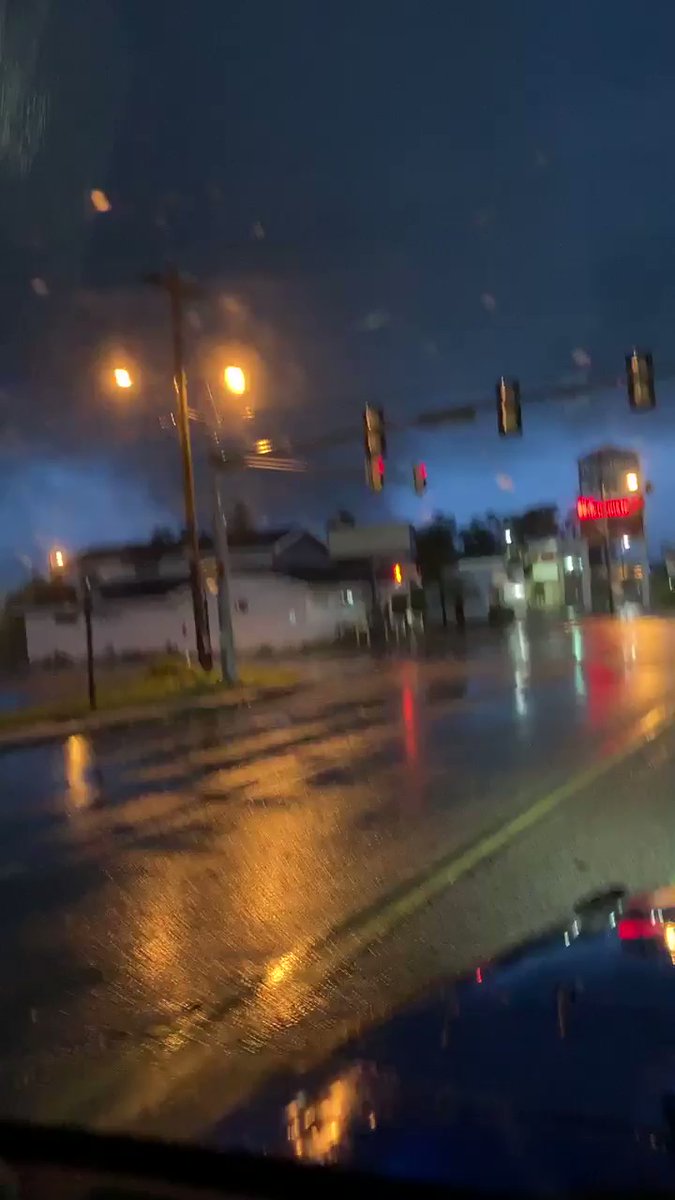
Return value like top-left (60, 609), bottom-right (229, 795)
top-left (3, 617), bottom-right (675, 1132)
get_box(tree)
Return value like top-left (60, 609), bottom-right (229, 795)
top-left (510, 505), bottom-right (559, 544)
top-left (0, 609), bottom-right (26, 670)
top-left (460, 518), bottom-right (501, 558)
top-left (327, 509), bottom-right (356, 532)
top-left (150, 526), bottom-right (179, 547)
top-left (485, 511), bottom-right (505, 542)
top-left (415, 514), bottom-right (458, 627)
top-left (0, 575), bottom-right (78, 669)
top-left (6, 575), bottom-right (77, 607)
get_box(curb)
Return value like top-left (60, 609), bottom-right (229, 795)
top-left (0, 684), bottom-right (300, 755)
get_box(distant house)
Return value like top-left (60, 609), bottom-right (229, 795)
top-left (76, 527), bottom-right (329, 587)
top-left (22, 528), bottom-right (369, 664)
top-left (225, 528), bottom-right (330, 573)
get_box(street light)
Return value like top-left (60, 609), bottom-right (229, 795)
top-left (224, 365), bottom-right (247, 395)
top-left (49, 546), bottom-right (96, 711)
top-left (113, 367), bottom-right (132, 389)
top-left (626, 471), bottom-right (639, 493)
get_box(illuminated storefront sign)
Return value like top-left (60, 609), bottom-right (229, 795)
top-left (576, 495), bottom-right (643, 521)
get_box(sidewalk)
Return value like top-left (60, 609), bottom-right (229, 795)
top-left (0, 679), bottom-right (299, 754)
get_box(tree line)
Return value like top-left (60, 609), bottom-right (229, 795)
top-left (413, 506), bottom-right (560, 627)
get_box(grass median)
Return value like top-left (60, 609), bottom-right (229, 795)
top-left (0, 658), bottom-right (299, 732)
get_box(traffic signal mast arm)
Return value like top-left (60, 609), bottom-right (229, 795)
top-left (212, 352), bottom-right (658, 484)
top-left (288, 354), bottom-right (657, 460)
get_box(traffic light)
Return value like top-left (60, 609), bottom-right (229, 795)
top-left (626, 350), bottom-right (655, 411)
top-left (364, 404), bottom-right (386, 490)
top-left (496, 377), bottom-right (522, 436)
top-left (412, 462), bottom-right (427, 494)
top-left (368, 454), bottom-right (385, 492)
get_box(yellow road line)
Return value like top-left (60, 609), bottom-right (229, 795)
top-left (56, 695), bottom-right (675, 1132)
top-left (260, 698), bottom-right (675, 991)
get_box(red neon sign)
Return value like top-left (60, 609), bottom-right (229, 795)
top-left (576, 495), bottom-right (643, 521)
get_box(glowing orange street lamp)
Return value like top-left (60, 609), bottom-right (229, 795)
top-left (224, 365), bottom-right (247, 395)
top-left (113, 367), bottom-right (132, 389)
top-left (49, 547), bottom-right (66, 574)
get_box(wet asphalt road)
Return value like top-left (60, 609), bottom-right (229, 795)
top-left (3, 616), bottom-right (675, 1136)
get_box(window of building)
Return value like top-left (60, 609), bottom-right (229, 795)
top-left (341, 588), bottom-right (354, 606)
top-left (235, 598), bottom-right (249, 613)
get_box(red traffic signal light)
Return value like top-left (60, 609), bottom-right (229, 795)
top-left (412, 462), bottom-right (428, 494)
top-left (366, 453), bottom-right (385, 492)
top-left (496, 376), bottom-right (522, 436)
top-left (626, 350), bottom-right (655, 411)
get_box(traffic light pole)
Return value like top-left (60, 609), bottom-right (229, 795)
top-left (600, 474), bottom-right (615, 615)
top-left (82, 575), bottom-right (97, 710)
top-left (212, 471), bottom-right (237, 684)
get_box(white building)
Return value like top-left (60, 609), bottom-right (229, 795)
top-left (457, 556), bottom-right (521, 620)
top-left (524, 537), bottom-right (591, 612)
top-left (424, 540), bottom-right (593, 627)
top-left (23, 530), bottom-right (369, 664)
top-left (423, 556), bottom-right (519, 625)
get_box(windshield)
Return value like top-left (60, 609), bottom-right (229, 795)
top-left (2, 0), bottom-right (675, 1192)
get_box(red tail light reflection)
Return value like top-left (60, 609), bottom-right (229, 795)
top-left (618, 916), bottom-right (675, 960)
top-left (618, 916), bottom-right (661, 941)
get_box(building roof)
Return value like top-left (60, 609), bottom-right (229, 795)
top-left (97, 576), bottom-right (189, 600)
top-left (229, 528), bottom-right (297, 548)
top-left (578, 445), bottom-right (639, 463)
top-left (78, 544), bottom-right (171, 566)
top-left (78, 527), bottom-right (324, 563)
top-left (9, 581), bottom-right (78, 611)
top-left (285, 560), bottom-right (399, 584)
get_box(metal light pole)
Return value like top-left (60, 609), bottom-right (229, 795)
top-left (82, 574), bottom-right (97, 711)
top-left (212, 471), bottom-right (237, 683)
top-left (50, 547), bottom-right (97, 710)
top-left (600, 472), bottom-right (615, 616)
top-left (208, 367), bottom-right (253, 683)
top-left (49, 549), bottom-right (96, 710)
top-left (146, 268), bottom-right (212, 670)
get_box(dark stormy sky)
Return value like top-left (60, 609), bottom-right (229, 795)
top-left (2, 0), bottom-right (675, 583)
